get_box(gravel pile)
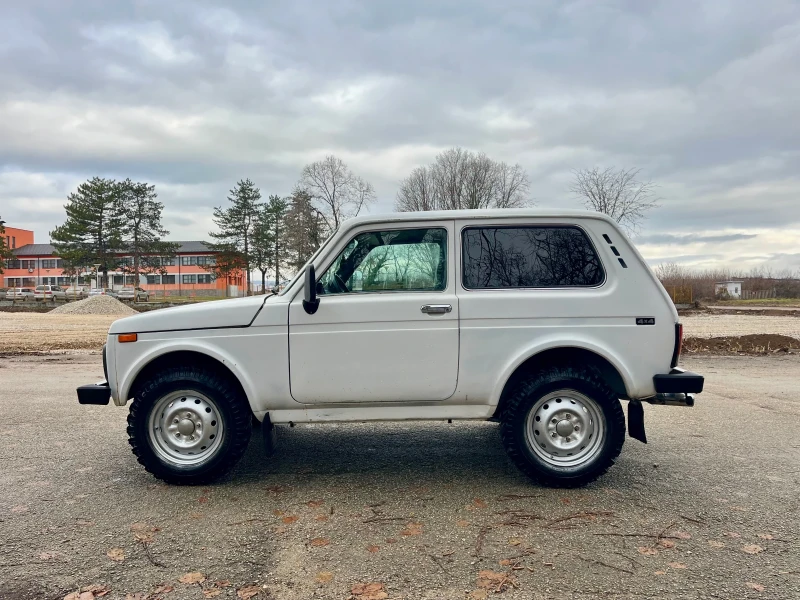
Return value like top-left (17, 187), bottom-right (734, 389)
top-left (50, 295), bottom-right (138, 316)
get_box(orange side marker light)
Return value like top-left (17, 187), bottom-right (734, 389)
top-left (118, 333), bottom-right (138, 343)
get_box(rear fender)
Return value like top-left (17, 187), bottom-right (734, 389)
top-left (489, 336), bottom-right (636, 408)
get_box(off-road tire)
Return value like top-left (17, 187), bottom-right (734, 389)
top-left (127, 366), bottom-right (252, 484)
top-left (500, 365), bottom-right (625, 487)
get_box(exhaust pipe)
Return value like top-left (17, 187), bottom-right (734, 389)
top-left (644, 393), bottom-right (695, 407)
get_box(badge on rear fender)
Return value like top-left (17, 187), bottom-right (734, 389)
top-left (636, 317), bottom-right (655, 325)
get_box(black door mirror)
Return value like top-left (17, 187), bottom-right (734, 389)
top-left (302, 265), bottom-right (320, 314)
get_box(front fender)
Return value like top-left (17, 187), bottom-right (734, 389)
top-left (488, 335), bottom-right (637, 407)
top-left (114, 339), bottom-right (260, 413)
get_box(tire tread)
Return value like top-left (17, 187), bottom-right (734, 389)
top-left (499, 364), bottom-right (625, 488)
top-left (127, 365), bottom-right (252, 485)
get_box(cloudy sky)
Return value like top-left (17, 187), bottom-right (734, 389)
top-left (2, 0), bottom-right (799, 272)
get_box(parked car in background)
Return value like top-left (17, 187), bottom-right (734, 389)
top-left (89, 288), bottom-right (117, 298)
top-left (65, 286), bottom-right (89, 300)
top-left (116, 286), bottom-right (149, 302)
top-left (8, 287), bottom-right (35, 301)
top-left (34, 285), bottom-right (67, 302)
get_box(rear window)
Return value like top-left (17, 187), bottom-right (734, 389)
top-left (36, 286), bottom-right (45, 291)
top-left (462, 226), bottom-right (605, 289)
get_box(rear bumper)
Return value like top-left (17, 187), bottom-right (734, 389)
top-left (653, 368), bottom-right (704, 394)
top-left (77, 381), bottom-right (111, 405)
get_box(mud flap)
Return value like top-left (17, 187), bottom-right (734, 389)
top-left (627, 400), bottom-right (647, 444)
top-left (262, 414), bottom-right (278, 457)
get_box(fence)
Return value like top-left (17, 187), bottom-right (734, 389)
top-left (741, 289), bottom-right (777, 300)
top-left (664, 285), bottom-right (693, 304)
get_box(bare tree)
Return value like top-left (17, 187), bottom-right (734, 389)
top-left (297, 155), bottom-right (376, 231)
top-left (396, 147), bottom-right (531, 212)
top-left (570, 167), bottom-right (659, 234)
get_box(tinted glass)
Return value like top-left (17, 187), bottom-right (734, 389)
top-left (319, 228), bottom-right (447, 295)
top-left (462, 226), bottom-right (604, 289)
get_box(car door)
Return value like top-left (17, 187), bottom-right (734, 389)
top-left (289, 221), bottom-right (459, 404)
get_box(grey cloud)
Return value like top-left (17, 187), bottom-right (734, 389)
top-left (641, 233), bottom-right (759, 245)
top-left (1, 0), bottom-right (800, 269)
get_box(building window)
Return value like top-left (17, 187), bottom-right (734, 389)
top-left (6, 259), bottom-right (20, 270)
top-left (462, 226), bottom-right (605, 289)
top-left (182, 274), bottom-right (197, 284)
top-left (196, 255), bottom-right (215, 266)
top-left (41, 259), bottom-right (57, 269)
top-left (12, 236), bottom-right (15, 249)
top-left (162, 275), bottom-right (176, 284)
top-left (197, 274), bottom-right (214, 284)
top-left (181, 256), bottom-right (199, 266)
top-left (146, 275), bottom-right (160, 285)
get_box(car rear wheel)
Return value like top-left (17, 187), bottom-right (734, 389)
top-left (500, 365), bottom-right (625, 487)
top-left (127, 365), bottom-right (252, 484)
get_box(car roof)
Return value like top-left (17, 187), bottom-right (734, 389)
top-left (342, 208), bottom-right (618, 228)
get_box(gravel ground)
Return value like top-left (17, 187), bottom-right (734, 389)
top-left (50, 296), bottom-right (138, 316)
top-left (2, 311), bottom-right (799, 355)
top-left (0, 313), bottom-right (120, 353)
top-left (0, 354), bottom-right (798, 600)
top-left (680, 314), bottom-right (800, 340)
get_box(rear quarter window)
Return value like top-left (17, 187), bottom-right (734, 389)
top-left (462, 226), bottom-right (605, 289)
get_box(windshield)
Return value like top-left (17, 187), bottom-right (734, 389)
top-left (279, 227), bottom-right (339, 296)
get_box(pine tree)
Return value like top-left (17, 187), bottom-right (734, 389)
top-left (118, 179), bottom-right (178, 297)
top-left (265, 195), bottom-right (289, 287)
top-left (50, 177), bottom-right (124, 286)
top-left (251, 204), bottom-right (275, 293)
top-left (0, 216), bottom-right (12, 275)
top-left (209, 179), bottom-right (263, 295)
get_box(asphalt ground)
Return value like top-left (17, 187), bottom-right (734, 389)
top-left (0, 353), bottom-right (798, 600)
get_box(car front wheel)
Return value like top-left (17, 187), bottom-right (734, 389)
top-left (127, 366), bottom-right (252, 484)
top-left (500, 365), bottom-right (625, 487)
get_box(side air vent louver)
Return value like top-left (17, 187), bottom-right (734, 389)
top-left (603, 234), bottom-right (627, 268)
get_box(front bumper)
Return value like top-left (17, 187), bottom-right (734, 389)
top-left (77, 381), bottom-right (111, 405)
top-left (653, 367), bottom-right (704, 394)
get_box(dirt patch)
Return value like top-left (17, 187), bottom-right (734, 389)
top-left (0, 312), bottom-right (122, 354)
top-left (684, 334), bottom-right (800, 355)
top-left (680, 314), bottom-right (800, 339)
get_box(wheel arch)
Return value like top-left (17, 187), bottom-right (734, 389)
top-left (491, 344), bottom-right (631, 419)
top-left (120, 346), bottom-right (256, 414)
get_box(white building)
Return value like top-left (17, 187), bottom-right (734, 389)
top-left (715, 280), bottom-right (743, 299)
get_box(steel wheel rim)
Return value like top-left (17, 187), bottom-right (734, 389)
top-left (524, 389), bottom-right (606, 468)
top-left (147, 390), bottom-right (224, 466)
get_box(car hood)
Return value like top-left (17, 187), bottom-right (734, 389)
top-left (108, 295), bottom-right (273, 334)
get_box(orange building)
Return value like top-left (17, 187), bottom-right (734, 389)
top-left (3, 226), bottom-right (34, 250)
top-left (2, 228), bottom-right (243, 297)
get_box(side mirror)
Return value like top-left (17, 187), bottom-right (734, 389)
top-left (302, 265), bottom-right (320, 314)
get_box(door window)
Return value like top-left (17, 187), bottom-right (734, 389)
top-left (318, 228), bottom-right (447, 295)
top-left (462, 226), bottom-right (604, 289)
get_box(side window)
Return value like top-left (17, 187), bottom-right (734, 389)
top-left (318, 228), bottom-right (447, 295)
top-left (462, 226), bottom-right (604, 289)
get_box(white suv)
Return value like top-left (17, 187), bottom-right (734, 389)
top-left (77, 210), bottom-right (703, 487)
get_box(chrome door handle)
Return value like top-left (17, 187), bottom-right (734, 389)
top-left (421, 304), bottom-right (452, 314)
